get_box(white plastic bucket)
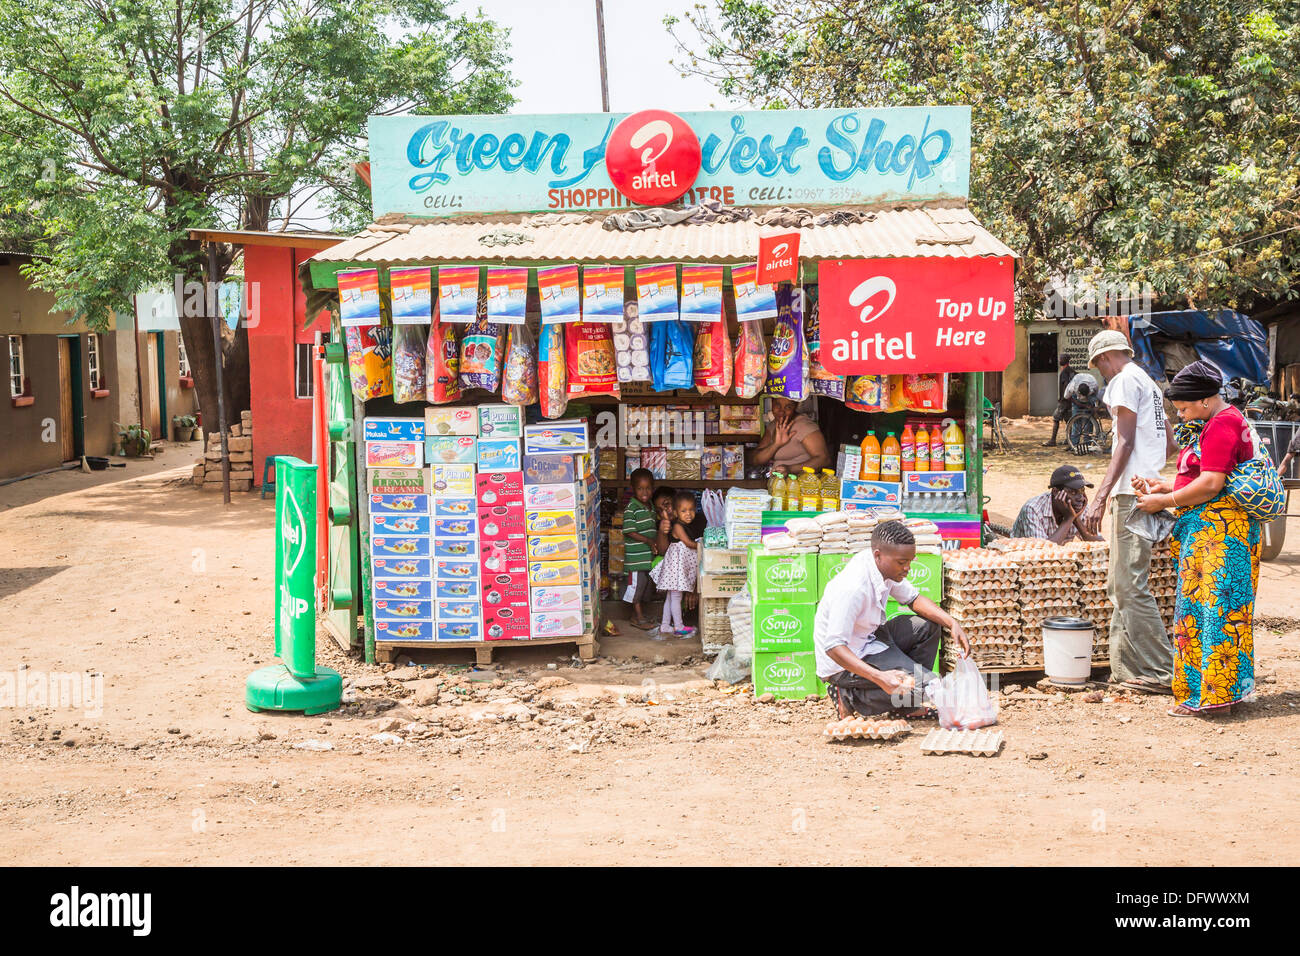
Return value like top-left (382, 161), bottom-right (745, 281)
top-left (1042, 616), bottom-right (1095, 685)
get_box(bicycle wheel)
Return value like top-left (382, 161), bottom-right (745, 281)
top-left (1067, 413), bottom-right (1099, 455)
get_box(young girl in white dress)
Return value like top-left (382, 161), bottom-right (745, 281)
top-left (649, 491), bottom-right (702, 638)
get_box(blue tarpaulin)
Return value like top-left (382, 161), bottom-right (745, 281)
top-left (1128, 309), bottom-right (1268, 384)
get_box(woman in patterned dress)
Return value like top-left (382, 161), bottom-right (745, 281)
top-left (1135, 362), bottom-right (1259, 718)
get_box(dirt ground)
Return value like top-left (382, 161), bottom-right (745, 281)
top-left (1, 425), bottom-right (1298, 866)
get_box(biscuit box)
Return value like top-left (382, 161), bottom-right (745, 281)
top-left (476, 438), bottom-right (522, 471)
top-left (481, 538), bottom-right (527, 567)
top-left (525, 509), bottom-right (578, 535)
top-left (476, 470), bottom-right (525, 502)
top-left (433, 496), bottom-right (475, 517)
top-left (431, 516), bottom-right (478, 538)
top-left (425, 406), bottom-right (479, 437)
top-left (368, 493), bottom-right (430, 515)
top-left (434, 559), bottom-right (479, 580)
top-left (366, 440), bottom-right (423, 469)
top-left (527, 560), bottom-right (580, 587)
top-left (479, 505), bottom-right (526, 539)
top-left (367, 468), bottom-right (430, 495)
top-left (433, 538), bottom-right (479, 560)
top-left (373, 598), bottom-right (434, 622)
top-left (523, 419), bottom-right (589, 455)
top-left (370, 514), bottom-right (430, 536)
top-left (431, 464), bottom-right (476, 497)
top-left (436, 619), bottom-right (482, 641)
top-left (530, 584), bottom-right (583, 613)
top-left (522, 453), bottom-right (582, 485)
top-left (752, 651), bottom-right (825, 700)
top-left (478, 404), bottom-right (524, 439)
top-left (371, 536), bottom-right (431, 558)
top-left (530, 610), bottom-right (585, 638)
top-left (426, 435), bottom-right (478, 465)
top-left (483, 604), bottom-right (530, 641)
top-left (434, 578), bottom-right (481, 601)
top-left (364, 417), bottom-right (424, 443)
top-left (374, 620), bottom-right (435, 643)
top-left (521, 483), bottom-right (578, 510)
top-left (483, 571), bottom-right (530, 608)
top-left (526, 534), bottom-right (580, 562)
top-left (373, 577), bottom-right (434, 601)
top-left (436, 598), bottom-right (482, 623)
top-left (371, 556), bottom-right (431, 578)
top-left (751, 603), bottom-right (817, 653)
top-left (904, 471), bottom-right (967, 494)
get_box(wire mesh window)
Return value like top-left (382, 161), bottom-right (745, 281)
top-left (87, 334), bottom-right (102, 390)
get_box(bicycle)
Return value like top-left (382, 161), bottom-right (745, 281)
top-left (1066, 400), bottom-right (1112, 456)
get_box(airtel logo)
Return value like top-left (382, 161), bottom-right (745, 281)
top-left (848, 276), bottom-right (896, 325)
top-left (772, 242), bottom-right (789, 258)
top-left (630, 120), bottom-right (674, 169)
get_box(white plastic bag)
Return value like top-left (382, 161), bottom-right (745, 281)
top-left (726, 587), bottom-right (753, 661)
top-left (930, 657), bottom-right (998, 730)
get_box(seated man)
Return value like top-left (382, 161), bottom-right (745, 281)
top-left (1010, 464), bottom-right (1103, 543)
top-left (815, 521), bottom-right (970, 718)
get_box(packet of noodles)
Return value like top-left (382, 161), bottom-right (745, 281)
top-left (538, 322), bottom-right (568, 418)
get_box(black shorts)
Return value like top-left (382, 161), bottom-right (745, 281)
top-left (1052, 399), bottom-right (1071, 422)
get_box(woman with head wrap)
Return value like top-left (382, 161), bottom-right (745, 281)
top-left (1134, 361), bottom-right (1260, 717)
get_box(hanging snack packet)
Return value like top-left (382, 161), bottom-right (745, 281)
top-left (880, 374), bottom-right (908, 413)
top-left (425, 301), bottom-right (461, 404)
top-left (564, 320), bottom-right (620, 399)
top-left (650, 319), bottom-right (695, 391)
top-left (844, 375), bottom-right (885, 413)
top-left (459, 303), bottom-right (505, 393)
top-left (501, 323), bottom-right (539, 406)
top-left (899, 372), bottom-right (948, 411)
top-left (391, 323), bottom-right (427, 403)
top-left (344, 323), bottom-right (393, 402)
top-left (765, 285), bottom-right (807, 400)
top-left (733, 319), bottom-right (767, 399)
top-left (804, 292), bottom-right (845, 402)
top-left (538, 322), bottom-right (568, 418)
top-left (693, 309), bottom-right (732, 395)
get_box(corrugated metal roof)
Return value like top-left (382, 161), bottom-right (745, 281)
top-left (309, 206), bottom-right (1016, 266)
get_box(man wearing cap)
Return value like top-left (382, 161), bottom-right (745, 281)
top-left (1079, 329), bottom-right (1178, 694)
top-left (1010, 465), bottom-right (1103, 543)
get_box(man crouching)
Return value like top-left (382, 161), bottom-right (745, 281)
top-left (815, 521), bottom-right (970, 718)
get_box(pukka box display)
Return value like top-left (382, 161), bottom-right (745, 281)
top-left (436, 598), bottom-right (482, 623)
top-left (903, 471), bottom-right (967, 494)
top-left (525, 509), bottom-right (578, 536)
top-left (530, 584), bottom-right (582, 613)
top-left (373, 577), bottom-right (434, 601)
top-left (426, 435), bottom-right (478, 465)
top-left (483, 570), bottom-right (530, 608)
top-left (374, 620), bottom-right (435, 643)
top-left (840, 479), bottom-right (903, 506)
top-left (478, 404), bottom-right (524, 440)
top-left (370, 514), bottom-right (430, 536)
top-left (522, 453), bottom-right (587, 485)
top-left (425, 406), bottom-right (479, 437)
top-left (530, 610), bottom-right (584, 638)
top-left (431, 464), bottom-right (476, 497)
top-left (366, 440), bottom-right (423, 469)
top-left (369, 493), bottom-right (430, 515)
top-left (483, 604), bottom-right (530, 641)
top-left (476, 438), bottom-right (521, 472)
top-left (523, 419), bottom-right (589, 455)
top-left (527, 559), bottom-right (580, 587)
top-left (476, 470), bottom-right (525, 502)
top-left (526, 534), bottom-right (580, 562)
top-left (481, 538), bottom-right (527, 569)
top-left (479, 505), bottom-right (526, 539)
top-left (433, 496), bottom-right (475, 517)
top-left (433, 537), bottom-right (478, 560)
top-left (367, 468), bottom-right (430, 495)
top-left (434, 578), bottom-right (481, 601)
top-left (432, 516), bottom-right (477, 538)
top-left (371, 556), bottom-right (431, 578)
top-left (372, 597), bottom-right (435, 622)
top-left (521, 483), bottom-right (577, 510)
top-left (436, 619), bottom-right (482, 641)
top-left (434, 559), bottom-right (478, 580)
top-left (364, 417), bottom-right (424, 443)
top-left (371, 536), bottom-right (431, 558)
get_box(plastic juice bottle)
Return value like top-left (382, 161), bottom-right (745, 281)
top-left (880, 432), bottom-right (901, 480)
top-left (914, 423), bottom-right (930, 472)
top-left (944, 418), bottom-right (965, 471)
top-left (799, 467), bottom-right (822, 511)
top-left (820, 468), bottom-right (840, 511)
top-left (930, 423), bottom-right (946, 473)
top-left (859, 432), bottom-right (881, 481)
top-left (900, 424), bottom-right (915, 472)
top-left (768, 469), bottom-right (786, 510)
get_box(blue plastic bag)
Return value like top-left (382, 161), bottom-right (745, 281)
top-left (651, 319), bottom-right (695, 391)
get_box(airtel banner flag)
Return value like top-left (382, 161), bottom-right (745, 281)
top-left (818, 256), bottom-right (1015, 373)
top-left (757, 232), bottom-right (800, 285)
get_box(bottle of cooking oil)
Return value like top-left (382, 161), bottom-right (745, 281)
top-left (880, 432), bottom-right (901, 480)
top-left (859, 431), bottom-right (881, 481)
top-left (798, 466), bottom-right (822, 511)
top-left (820, 468), bottom-right (840, 511)
top-left (768, 469), bottom-right (787, 511)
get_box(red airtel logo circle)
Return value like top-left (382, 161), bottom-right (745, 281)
top-left (605, 109), bottom-right (701, 206)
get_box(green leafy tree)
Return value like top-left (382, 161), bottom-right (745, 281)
top-left (669, 1), bottom-right (1300, 317)
top-left (0, 0), bottom-right (514, 430)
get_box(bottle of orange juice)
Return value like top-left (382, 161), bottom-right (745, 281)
top-left (859, 431), bottom-right (881, 481)
top-left (930, 423), bottom-right (946, 473)
top-left (914, 423), bottom-right (930, 472)
top-left (880, 432), bottom-right (901, 480)
top-left (900, 423), bottom-right (915, 473)
top-left (943, 418), bottom-right (965, 471)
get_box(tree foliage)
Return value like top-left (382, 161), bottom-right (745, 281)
top-left (669, 0), bottom-right (1300, 315)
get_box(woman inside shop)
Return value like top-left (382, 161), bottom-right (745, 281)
top-left (1134, 361), bottom-right (1261, 719)
top-left (751, 396), bottom-right (832, 472)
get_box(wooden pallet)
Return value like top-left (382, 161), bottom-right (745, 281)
top-left (374, 631), bottom-right (597, 666)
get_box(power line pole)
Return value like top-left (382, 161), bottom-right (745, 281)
top-left (595, 0), bottom-right (610, 112)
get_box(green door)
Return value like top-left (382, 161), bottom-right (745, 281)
top-left (321, 329), bottom-right (360, 651)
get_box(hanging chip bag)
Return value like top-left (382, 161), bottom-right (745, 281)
top-left (391, 323), bottom-right (427, 404)
top-left (804, 290), bottom-right (845, 401)
top-left (425, 301), bottom-right (461, 404)
top-left (693, 308), bottom-right (731, 395)
top-left (733, 319), bottom-right (767, 399)
top-left (564, 320), bottom-right (620, 399)
top-left (765, 285), bottom-right (807, 400)
top-left (344, 323), bottom-right (393, 402)
top-left (501, 322), bottom-right (539, 406)
top-left (899, 372), bottom-right (948, 411)
top-left (844, 375), bottom-right (885, 413)
top-left (459, 305), bottom-right (505, 393)
top-left (538, 322), bottom-right (568, 419)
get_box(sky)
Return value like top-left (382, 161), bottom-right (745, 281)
top-left (467, 0), bottom-right (745, 114)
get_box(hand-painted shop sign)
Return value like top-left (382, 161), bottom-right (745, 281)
top-left (369, 106), bottom-right (970, 217)
top-left (819, 257), bottom-right (1015, 373)
top-left (605, 109), bottom-right (701, 205)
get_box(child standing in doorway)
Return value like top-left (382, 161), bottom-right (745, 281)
top-left (620, 469), bottom-right (658, 629)
top-left (649, 490), bottom-right (703, 638)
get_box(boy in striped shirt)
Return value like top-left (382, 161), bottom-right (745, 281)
top-left (621, 469), bottom-right (658, 629)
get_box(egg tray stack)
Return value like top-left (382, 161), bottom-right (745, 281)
top-left (1012, 544), bottom-right (1079, 668)
top-left (1065, 540), bottom-right (1112, 660)
top-left (1149, 538), bottom-right (1178, 635)
top-left (942, 549), bottom-right (1023, 668)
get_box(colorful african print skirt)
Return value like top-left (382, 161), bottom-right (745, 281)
top-left (1169, 494), bottom-right (1260, 710)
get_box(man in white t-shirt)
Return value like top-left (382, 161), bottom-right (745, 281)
top-left (1079, 330), bottom-right (1177, 694)
top-left (814, 521), bottom-right (969, 718)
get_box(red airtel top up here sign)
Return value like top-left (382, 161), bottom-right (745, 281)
top-left (818, 257), bottom-right (1015, 373)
